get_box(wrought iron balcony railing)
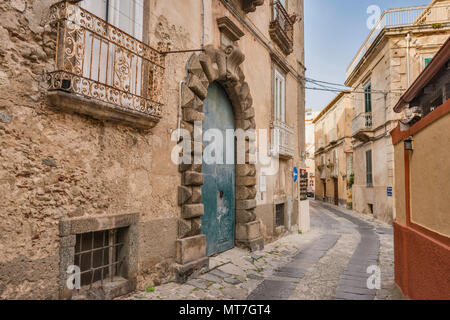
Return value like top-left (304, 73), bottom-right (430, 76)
top-left (352, 112), bottom-right (373, 136)
top-left (346, 3), bottom-right (450, 80)
top-left (47, 1), bottom-right (165, 120)
top-left (269, 1), bottom-right (294, 55)
top-left (272, 120), bottom-right (294, 158)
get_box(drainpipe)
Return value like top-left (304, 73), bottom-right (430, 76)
top-left (406, 33), bottom-right (411, 88)
top-left (177, 80), bottom-right (184, 141)
top-left (201, 0), bottom-right (205, 48)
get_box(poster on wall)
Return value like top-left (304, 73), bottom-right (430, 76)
top-left (300, 169), bottom-right (308, 201)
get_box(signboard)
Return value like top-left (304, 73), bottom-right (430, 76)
top-left (387, 187), bottom-right (393, 197)
top-left (300, 169), bottom-right (308, 201)
top-left (293, 167), bottom-right (298, 182)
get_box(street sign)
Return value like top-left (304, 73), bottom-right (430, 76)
top-left (293, 167), bottom-right (298, 182)
top-left (387, 187), bottom-right (393, 197)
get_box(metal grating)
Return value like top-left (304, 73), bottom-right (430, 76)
top-left (74, 228), bottom-right (125, 287)
top-left (275, 203), bottom-right (285, 227)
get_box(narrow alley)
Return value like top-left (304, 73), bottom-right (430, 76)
top-left (125, 201), bottom-right (401, 301)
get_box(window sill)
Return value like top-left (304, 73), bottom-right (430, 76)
top-left (71, 277), bottom-right (136, 300)
top-left (47, 90), bottom-right (160, 130)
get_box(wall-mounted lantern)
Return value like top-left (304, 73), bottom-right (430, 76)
top-left (404, 136), bottom-right (413, 151)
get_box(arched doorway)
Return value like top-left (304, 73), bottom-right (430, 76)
top-left (201, 82), bottom-right (236, 256)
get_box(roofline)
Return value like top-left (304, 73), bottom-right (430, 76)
top-left (345, 24), bottom-right (450, 86)
top-left (312, 91), bottom-right (350, 124)
top-left (393, 35), bottom-right (450, 113)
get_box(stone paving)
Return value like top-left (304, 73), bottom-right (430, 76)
top-left (123, 200), bottom-right (400, 300)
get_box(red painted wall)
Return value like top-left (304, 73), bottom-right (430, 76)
top-left (395, 222), bottom-right (450, 300)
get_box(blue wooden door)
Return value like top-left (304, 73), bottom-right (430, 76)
top-left (202, 83), bottom-right (235, 256)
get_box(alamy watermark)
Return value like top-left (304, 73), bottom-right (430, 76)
top-left (366, 265), bottom-right (381, 290)
top-left (367, 5), bottom-right (382, 30)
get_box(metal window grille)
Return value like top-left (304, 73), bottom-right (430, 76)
top-left (275, 203), bottom-right (285, 227)
top-left (74, 228), bottom-right (125, 287)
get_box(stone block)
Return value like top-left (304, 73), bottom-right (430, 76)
top-left (191, 217), bottom-right (202, 235)
top-left (178, 219), bottom-right (192, 239)
top-left (236, 209), bottom-right (256, 223)
top-left (173, 256), bottom-right (209, 283)
top-left (237, 176), bottom-right (256, 186)
top-left (187, 54), bottom-right (204, 77)
top-left (182, 204), bottom-right (204, 219)
top-left (191, 187), bottom-right (202, 204)
top-left (187, 74), bottom-right (208, 100)
top-left (179, 163), bottom-right (202, 173)
top-left (237, 164), bottom-right (256, 177)
top-left (236, 199), bottom-right (257, 210)
top-left (183, 108), bottom-right (205, 123)
top-left (178, 186), bottom-right (192, 205)
top-left (236, 221), bottom-right (261, 241)
top-left (236, 185), bottom-right (257, 200)
top-left (181, 83), bottom-right (196, 108)
top-left (60, 235), bottom-right (76, 248)
top-left (183, 171), bottom-right (204, 186)
top-left (175, 235), bottom-right (207, 265)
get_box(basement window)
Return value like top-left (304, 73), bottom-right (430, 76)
top-left (75, 228), bottom-right (126, 287)
top-left (275, 203), bottom-right (285, 227)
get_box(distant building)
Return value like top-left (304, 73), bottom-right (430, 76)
top-left (305, 109), bottom-right (319, 193)
top-left (345, 0), bottom-right (450, 223)
top-left (391, 36), bottom-right (450, 299)
top-left (313, 91), bottom-right (354, 208)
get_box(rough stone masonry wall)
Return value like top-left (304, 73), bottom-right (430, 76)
top-left (0, 0), bottom-right (179, 299)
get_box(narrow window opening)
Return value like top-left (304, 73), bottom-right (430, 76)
top-left (275, 203), bottom-right (285, 227)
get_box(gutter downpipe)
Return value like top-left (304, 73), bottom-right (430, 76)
top-left (406, 33), bottom-right (411, 88)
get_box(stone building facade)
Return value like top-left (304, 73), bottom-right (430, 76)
top-left (345, 0), bottom-right (450, 223)
top-left (0, 0), bottom-right (305, 299)
top-left (304, 109), bottom-right (318, 194)
top-left (313, 91), bottom-right (353, 208)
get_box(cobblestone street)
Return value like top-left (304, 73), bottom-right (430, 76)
top-left (124, 200), bottom-right (403, 300)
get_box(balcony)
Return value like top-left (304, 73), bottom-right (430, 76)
top-left (47, 1), bottom-right (165, 129)
top-left (346, 3), bottom-right (450, 80)
top-left (352, 112), bottom-right (373, 142)
top-left (328, 127), bottom-right (338, 144)
top-left (269, 1), bottom-right (295, 55)
top-left (271, 120), bottom-right (294, 159)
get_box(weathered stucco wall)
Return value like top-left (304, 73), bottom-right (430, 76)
top-left (409, 113), bottom-right (450, 236)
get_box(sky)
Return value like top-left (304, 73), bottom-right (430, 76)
top-left (304, 0), bottom-right (431, 111)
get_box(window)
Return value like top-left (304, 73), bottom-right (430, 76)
top-left (364, 82), bottom-right (372, 113)
top-left (275, 203), bottom-right (285, 227)
top-left (80, 0), bottom-right (144, 41)
top-left (75, 228), bottom-right (126, 287)
top-left (423, 55), bottom-right (434, 70)
top-left (273, 69), bottom-right (286, 123)
top-left (366, 150), bottom-right (373, 187)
